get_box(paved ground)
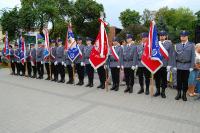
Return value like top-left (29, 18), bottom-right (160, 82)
top-left (0, 68), bottom-right (200, 133)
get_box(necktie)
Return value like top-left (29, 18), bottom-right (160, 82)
top-left (183, 44), bottom-right (185, 48)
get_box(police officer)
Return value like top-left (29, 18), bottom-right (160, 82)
top-left (65, 49), bottom-right (74, 84)
top-left (26, 45), bottom-right (32, 77)
top-left (30, 43), bottom-right (37, 78)
top-left (50, 40), bottom-right (57, 81)
top-left (136, 33), bottom-right (151, 95)
top-left (154, 31), bottom-right (174, 98)
top-left (108, 37), bottom-right (123, 91)
top-left (9, 45), bottom-right (16, 75)
top-left (36, 40), bottom-right (44, 79)
top-left (97, 65), bottom-right (106, 89)
top-left (54, 39), bottom-right (65, 83)
top-left (122, 34), bottom-right (137, 93)
top-left (75, 36), bottom-right (85, 86)
top-left (14, 43), bottom-right (21, 76)
top-left (174, 30), bottom-right (195, 101)
top-left (84, 37), bottom-right (94, 87)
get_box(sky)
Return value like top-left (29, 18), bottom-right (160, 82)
top-left (0, 0), bottom-right (200, 28)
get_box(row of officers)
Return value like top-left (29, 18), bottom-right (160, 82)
top-left (6, 30), bottom-right (195, 102)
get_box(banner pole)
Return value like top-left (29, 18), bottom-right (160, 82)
top-left (105, 67), bottom-right (109, 92)
top-left (72, 63), bottom-right (75, 86)
top-left (25, 61), bottom-right (28, 77)
top-left (49, 57), bottom-right (52, 80)
top-left (150, 73), bottom-right (154, 96)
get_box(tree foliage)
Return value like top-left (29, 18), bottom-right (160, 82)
top-left (0, 0), bottom-right (104, 41)
top-left (119, 9), bottom-right (141, 28)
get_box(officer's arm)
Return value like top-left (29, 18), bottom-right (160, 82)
top-left (119, 47), bottom-right (123, 66)
top-left (173, 45), bottom-right (177, 68)
top-left (168, 43), bottom-right (174, 66)
top-left (132, 46), bottom-right (137, 66)
top-left (191, 44), bottom-right (195, 68)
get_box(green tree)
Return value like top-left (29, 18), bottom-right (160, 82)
top-left (71, 0), bottom-right (104, 39)
top-left (0, 7), bottom-right (19, 40)
top-left (156, 16), bottom-right (168, 32)
top-left (119, 9), bottom-right (141, 28)
top-left (155, 7), bottom-right (196, 43)
top-left (141, 9), bottom-right (151, 28)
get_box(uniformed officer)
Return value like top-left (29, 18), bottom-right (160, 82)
top-left (136, 33), bottom-right (151, 95)
top-left (25, 45), bottom-right (32, 77)
top-left (174, 30), bottom-right (195, 101)
top-left (121, 34), bottom-right (137, 93)
top-left (30, 43), bottom-right (37, 78)
top-left (54, 39), bottom-right (65, 83)
top-left (75, 36), bottom-right (85, 86)
top-left (154, 31), bottom-right (174, 98)
top-left (108, 37), bottom-right (123, 91)
top-left (97, 64), bottom-right (106, 89)
top-left (65, 49), bottom-right (74, 84)
top-left (50, 40), bottom-right (57, 81)
top-left (9, 45), bottom-right (16, 75)
top-left (84, 37), bottom-right (94, 87)
top-left (14, 43), bottom-right (21, 76)
top-left (36, 40), bottom-right (44, 79)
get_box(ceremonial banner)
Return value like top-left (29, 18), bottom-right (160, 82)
top-left (3, 31), bottom-right (10, 60)
top-left (141, 21), bottom-right (163, 74)
top-left (43, 28), bottom-right (50, 59)
top-left (89, 18), bottom-right (109, 69)
top-left (66, 23), bottom-right (79, 62)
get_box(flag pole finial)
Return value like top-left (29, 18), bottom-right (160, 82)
top-left (100, 11), bottom-right (105, 20)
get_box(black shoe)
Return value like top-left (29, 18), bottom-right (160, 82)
top-left (45, 77), bottom-right (50, 80)
top-left (31, 76), bottom-right (36, 78)
top-left (175, 90), bottom-right (181, 100)
top-left (101, 84), bottom-right (105, 89)
top-left (124, 87), bottom-right (130, 93)
top-left (97, 84), bottom-right (102, 88)
top-left (110, 85), bottom-right (116, 91)
top-left (115, 86), bottom-right (119, 91)
top-left (76, 82), bottom-right (81, 85)
top-left (182, 92), bottom-right (187, 101)
top-left (161, 88), bottom-right (166, 98)
top-left (137, 89), bottom-right (144, 94)
top-left (129, 87), bottom-right (133, 93)
top-left (85, 83), bottom-right (90, 87)
top-left (154, 90), bottom-right (160, 97)
top-left (66, 80), bottom-right (71, 84)
top-left (58, 80), bottom-right (65, 83)
top-left (145, 89), bottom-right (149, 95)
top-left (36, 76), bottom-right (41, 79)
top-left (89, 83), bottom-right (93, 87)
top-left (79, 81), bottom-right (84, 86)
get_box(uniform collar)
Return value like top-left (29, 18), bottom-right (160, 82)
top-left (182, 40), bottom-right (188, 45)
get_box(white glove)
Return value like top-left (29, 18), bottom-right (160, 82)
top-left (31, 61), bottom-right (35, 66)
top-left (117, 66), bottom-right (120, 68)
top-left (135, 65), bottom-right (138, 70)
top-left (131, 66), bottom-right (136, 70)
top-left (62, 61), bottom-right (65, 65)
top-left (81, 62), bottom-right (85, 66)
top-left (167, 66), bottom-right (171, 72)
top-left (121, 66), bottom-right (124, 69)
top-left (104, 65), bottom-right (107, 69)
top-left (54, 61), bottom-right (58, 65)
top-left (64, 63), bottom-right (67, 67)
top-left (173, 67), bottom-right (177, 71)
top-left (189, 68), bottom-right (193, 72)
top-left (41, 61), bottom-right (44, 64)
top-left (17, 61), bottom-right (20, 63)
